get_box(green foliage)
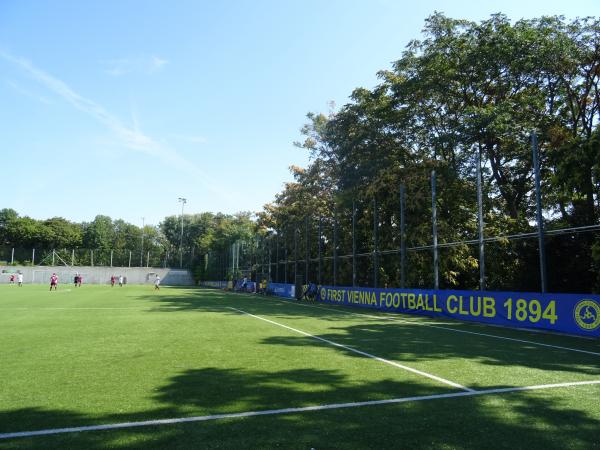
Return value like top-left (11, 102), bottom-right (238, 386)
top-left (262, 13), bottom-right (600, 292)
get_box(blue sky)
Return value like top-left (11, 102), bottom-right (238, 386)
top-left (0, 0), bottom-right (596, 226)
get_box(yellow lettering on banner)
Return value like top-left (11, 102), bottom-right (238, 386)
top-left (433, 295), bottom-right (442, 312)
top-left (483, 297), bottom-right (496, 317)
top-left (400, 293), bottom-right (408, 308)
top-left (386, 292), bottom-right (394, 308)
top-left (408, 293), bottom-right (416, 309)
top-left (367, 291), bottom-right (376, 305)
top-left (459, 296), bottom-right (469, 316)
top-left (327, 289), bottom-right (345, 303)
top-left (447, 295), bottom-right (458, 313)
top-left (392, 293), bottom-right (400, 308)
top-left (423, 294), bottom-right (431, 311)
top-left (416, 294), bottom-right (425, 310)
top-left (470, 296), bottom-right (481, 317)
top-left (370, 292), bottom-right (378, 306)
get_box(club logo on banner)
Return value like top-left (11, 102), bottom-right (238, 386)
top-left (574, 299), bottom-right (600, 331)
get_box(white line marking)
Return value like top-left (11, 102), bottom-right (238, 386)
top-left (227, 307), bottom-right (474, 392)
top-left (0, 307), bottom-right (182, 310)
top-left (1, 380), bottom-right (598, 440)
top-left (267, 298), bottom-right (600, 357)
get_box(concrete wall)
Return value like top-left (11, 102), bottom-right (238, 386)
top-left (0, 266), bottom-right (195, 286)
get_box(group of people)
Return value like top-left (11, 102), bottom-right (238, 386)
top-left (109, 274), bottom-right (160, 289)
top-left (110, 275), bottom-right (125, 287)
top-left (8, 272), bottom-right (23, 287)
top-left (8, 272), bottom-right (162, 290)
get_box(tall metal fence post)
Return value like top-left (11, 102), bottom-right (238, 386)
top-left (11, 247), bottom-right (14, 265)
top-left (333, 208), bottom-right (338, 286)
top-left (352, 200), bottom-right (357, 287)
top-left (400, 184), bottom-right (406, 289)
top-left (110, 250), bottom-right (113, 268)
top-left (305, 216), bottom-right (309, 284)
top-left (318, 217), bottom-right (322, 285)
top-left (71, 249), bottom-right (75, 266)
top-left (373, 197), bottom-right (378, 288)
top-left (431, 170), bottom-right (439, 290)
top-left (91, 250), bottom-right (94, 267)
top-left (275, 234), bottom-right (279, 283)
top-left (477, 146), bottom-right (485, 291)
top-left (268, 237), bottom-right (272, 282)
top-left (532, 132), bottom-right (547, 293)
top-left (284, 234), bottom-right (288, 284)
top-left (52, 249), bottom-right (55, 266)
top-left (294, 227), bottom-right (298, 284)
top-left (146, 251), bottom-right (150, 268)
top-left (129, 251), bottom-right (132, 268)
top-left (258, 239), bottom-right (262, 283)
top-left (32, 248), bottom-right (35, 266)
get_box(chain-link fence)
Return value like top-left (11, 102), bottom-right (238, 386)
top-left (0, 246), bottom-right (197, 269)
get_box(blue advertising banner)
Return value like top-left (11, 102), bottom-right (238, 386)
top-left (315, 285), bottom-right (600, 338)
top-left (200, 280), bottom-right (228, 289)
top-left (268, 282), bottom-right (296, 299)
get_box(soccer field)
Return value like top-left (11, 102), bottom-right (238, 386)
top-left (0, 285), bottom-right (599, 449)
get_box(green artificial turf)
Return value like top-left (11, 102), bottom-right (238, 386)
top-left (0, 285), bottom-right (598, 449)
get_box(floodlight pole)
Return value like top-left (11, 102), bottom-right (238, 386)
top-left (178, 198), bottom-right (187, 269)
top-left (140, 217), bottom-right (145, 267)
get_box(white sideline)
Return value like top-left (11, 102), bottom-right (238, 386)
top-left (227, 307), bottom-right (474, 392)
top-left (268, 298), bottom-right (600, 357)
top-left (1, 380), bottom-right (598, 440)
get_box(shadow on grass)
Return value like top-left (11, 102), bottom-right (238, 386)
top-left (1, 366), bottom-right (598, 450)
top-left (139, 289), bottom-right (600, 379)
top-left (260, 320), bottom-right (600, 379)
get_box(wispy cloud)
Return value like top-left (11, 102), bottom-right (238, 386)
top-left (170, 134), bottom-right (208, 144)
top-left (0, 50), bottom-right (234, 200)
top-left (103, 55), bottom-right (169, 77)
top-left (6, 80), bottom-right (52, 104)
top-left (149, 55), bottom-right (168, 72)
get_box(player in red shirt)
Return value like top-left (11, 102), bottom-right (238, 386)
top-left (50, 273), bottom-right (58, 291)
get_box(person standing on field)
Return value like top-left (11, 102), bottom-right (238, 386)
top-left (50, 273), bottom-right (58, 291)
top-left (154, 274), bottom-right (160, 290)
top-left (119, 275), bottom-right (123, 287)
top-left (17, 272), bottom-right (23, 287)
